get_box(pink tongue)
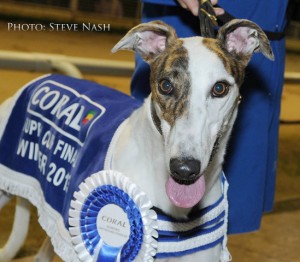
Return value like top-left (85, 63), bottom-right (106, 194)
top-left (166, 176), bottom-right (206, 208)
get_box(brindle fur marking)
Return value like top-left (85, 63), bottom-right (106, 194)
top-left (202, 38), bottom-right (246, 87)
top-left (150, 40), bottom-right (191, 126)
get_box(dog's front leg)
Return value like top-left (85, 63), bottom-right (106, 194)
top-left (0, 197), bottom-right (30, 262)
top-left (35, 237), bottom-right (54, 262)
top-left (0, 190), bottom-right (11, 210)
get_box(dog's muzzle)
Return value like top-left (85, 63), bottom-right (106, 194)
top-left (170, 158), bottom-right (201, 185)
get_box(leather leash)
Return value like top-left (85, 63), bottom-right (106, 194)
top-left (198, 0), bottom-right (218, 38)
top-left (198, 0), bottom-right (285, 40)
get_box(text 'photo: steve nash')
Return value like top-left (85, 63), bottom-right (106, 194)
top-left (7, 23), bottom-right (111, 32)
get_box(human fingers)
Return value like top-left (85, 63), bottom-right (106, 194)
top-left (210, 0), bottom-right (225, 15)
top-left (214, 7), bottom-right (224, 16)
top-left (177, 0), bottom-right (199, 16)
top-left (178, 0), bottom-right (224, 16)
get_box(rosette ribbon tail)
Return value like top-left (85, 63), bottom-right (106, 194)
top-left (97, 243), bottom-right (122, 262)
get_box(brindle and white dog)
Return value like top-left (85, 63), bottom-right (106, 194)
top-left (0, 19), bottom-right (273, 262)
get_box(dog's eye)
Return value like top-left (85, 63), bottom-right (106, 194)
top-left (158, 79), bottom-right (173, 95)
top-left (211, 82), bottom-right (229, 98)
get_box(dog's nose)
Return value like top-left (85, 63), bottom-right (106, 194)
top-left (170, 158), bottom-right (201, 184)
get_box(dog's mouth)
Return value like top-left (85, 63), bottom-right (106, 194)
top-left (165, 175), bottom-right (206, 209)
top-left (165, 137), bottom-right (221, 209)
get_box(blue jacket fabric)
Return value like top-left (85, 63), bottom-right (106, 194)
top-left (0, 74), bottom-right (141, 224)
top-left (132, 0), bottom-right (289, 233)
top-left (142, 0), bottom-right (287, 33)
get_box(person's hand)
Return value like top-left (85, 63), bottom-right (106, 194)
top-left (177, 0), bottom-right (224, 16)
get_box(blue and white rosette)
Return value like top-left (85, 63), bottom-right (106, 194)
top-left (69, 170), bottom-right (158, 262)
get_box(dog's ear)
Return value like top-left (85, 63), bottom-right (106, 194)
top-left (111, 20), bottom-right (177, 62)
top-left (217, 19), bottom-right (274, 65)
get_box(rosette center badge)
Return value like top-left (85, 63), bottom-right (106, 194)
top-left (97, 204), bottom-right (130, 248)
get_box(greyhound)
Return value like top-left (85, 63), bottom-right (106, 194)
top-left (0, 19), bottom-right (273, 262)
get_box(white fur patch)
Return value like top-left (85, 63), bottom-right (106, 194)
top-left (166, 37), bottom-right (239, 175)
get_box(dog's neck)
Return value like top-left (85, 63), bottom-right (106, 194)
top-left (109, 97), bottom-right (236, 219)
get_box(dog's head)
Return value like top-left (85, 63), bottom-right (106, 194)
top-left (112, 20), bottom-right (273, 208)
